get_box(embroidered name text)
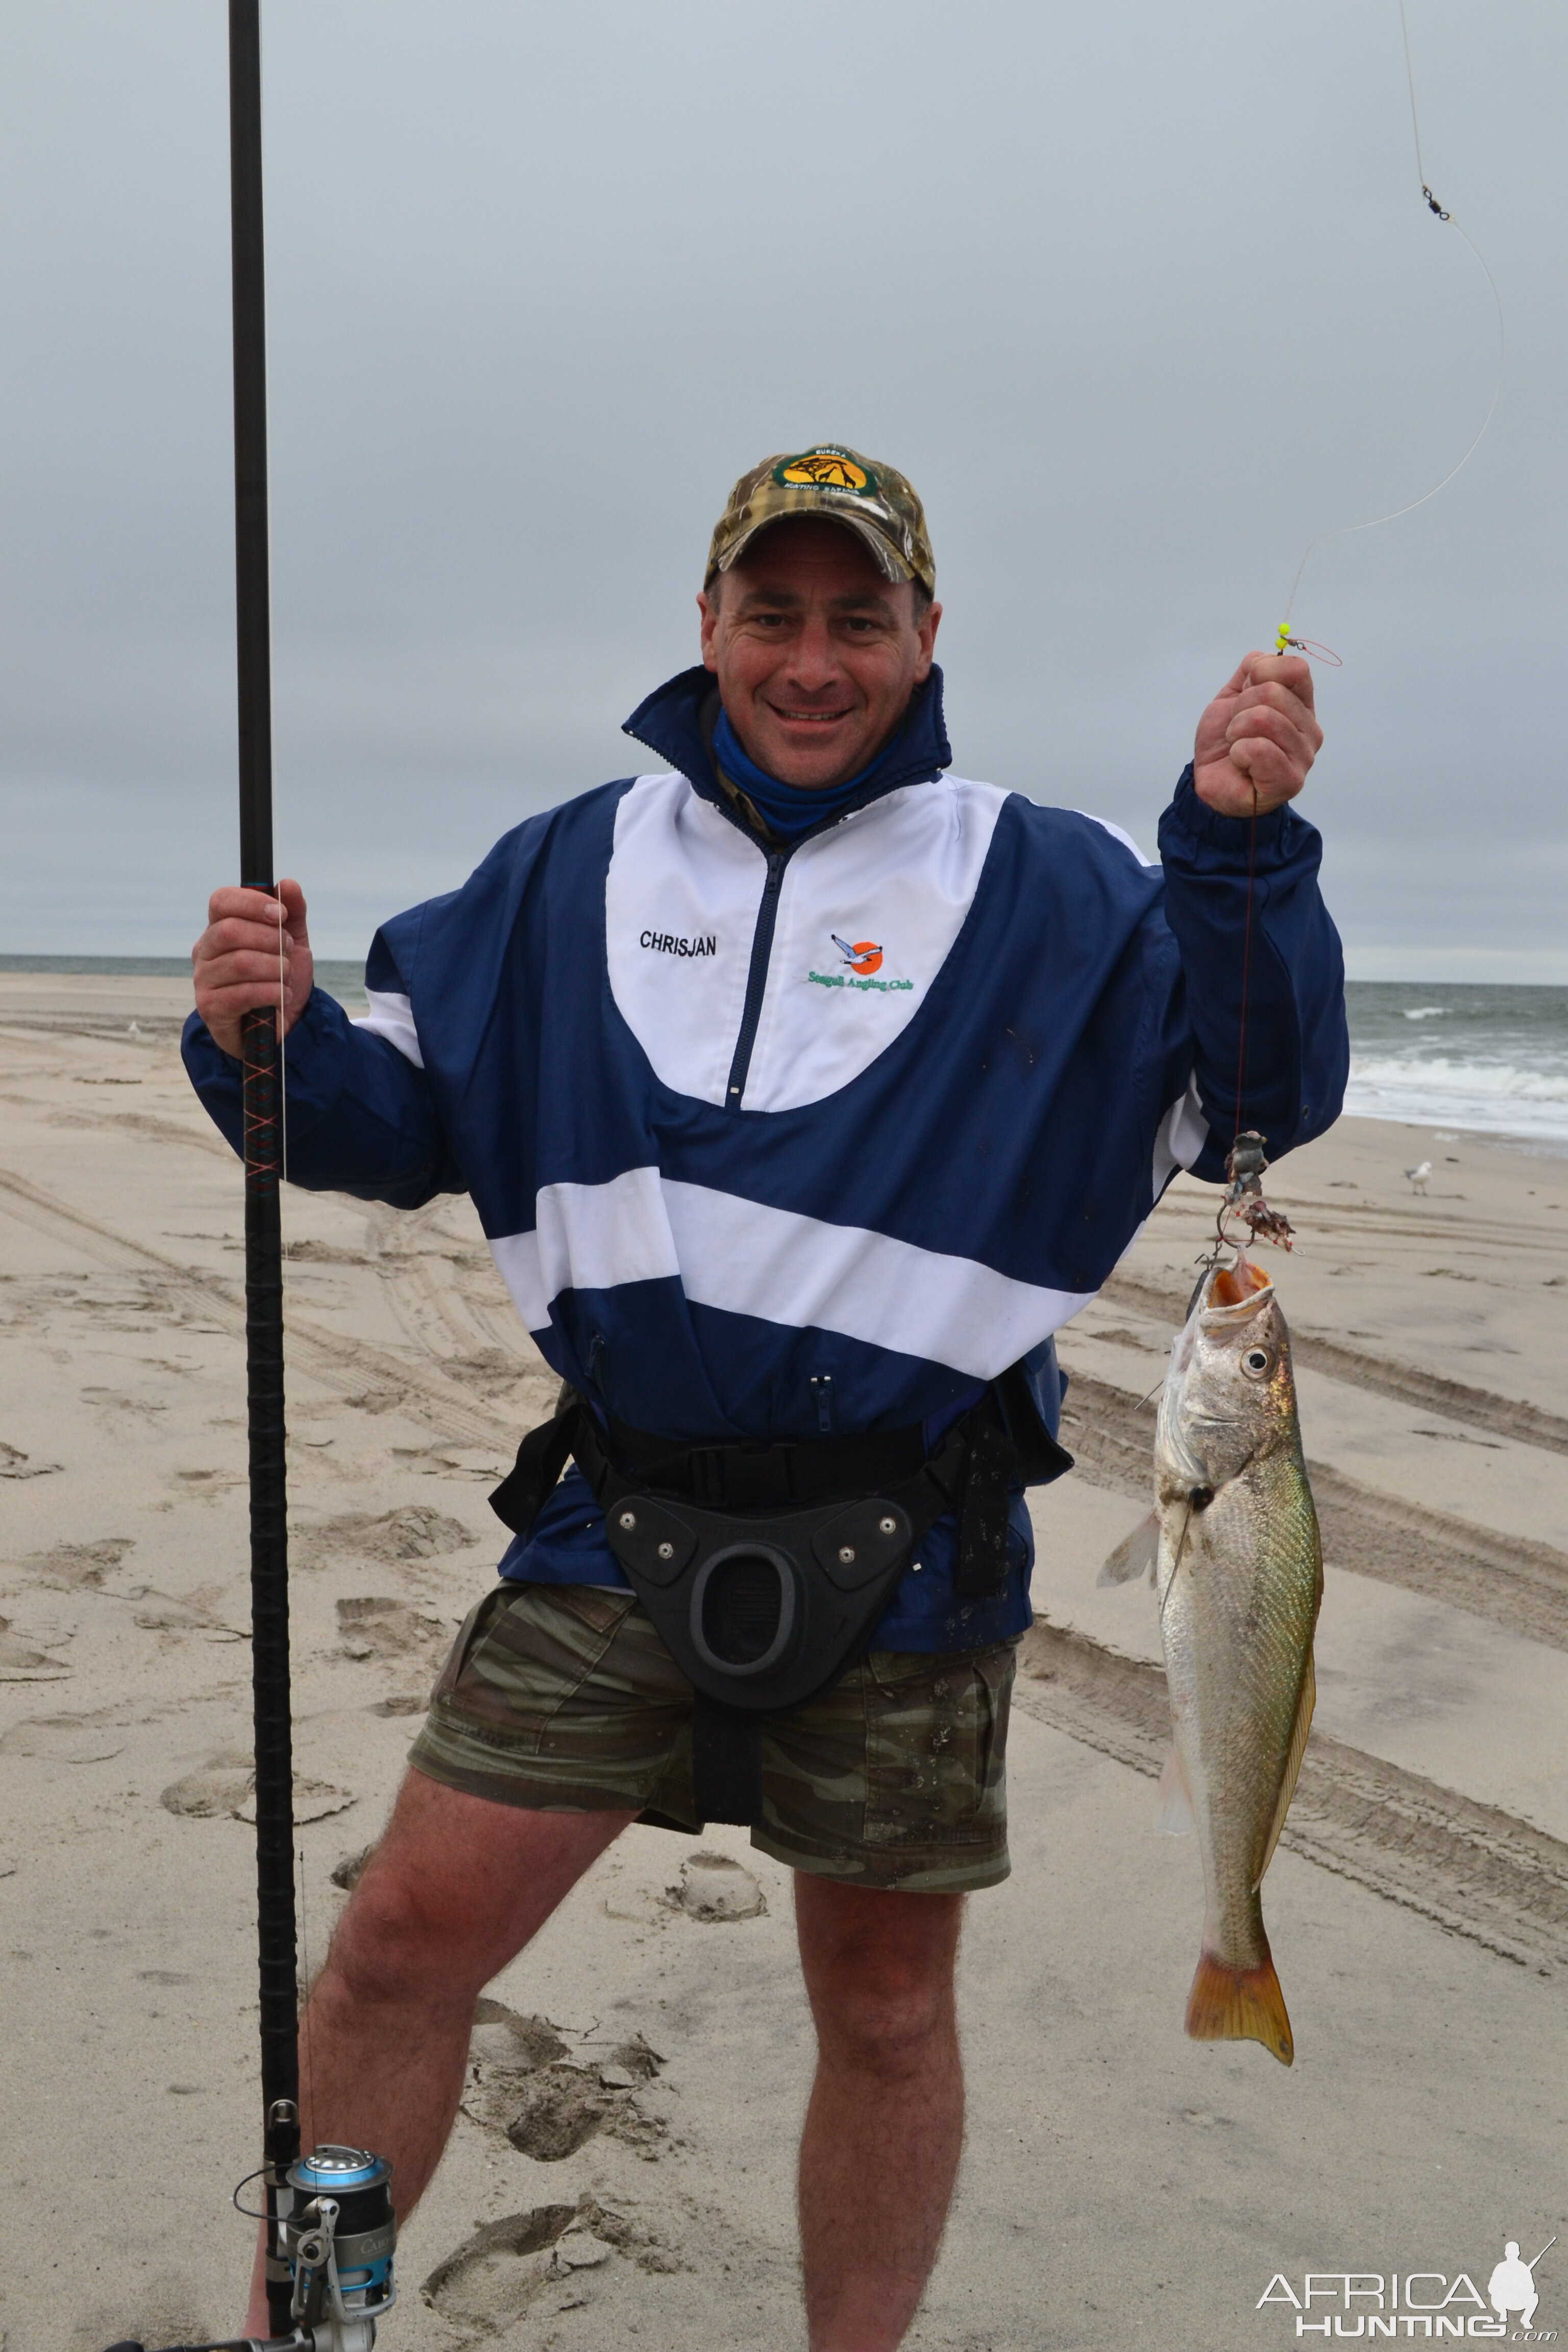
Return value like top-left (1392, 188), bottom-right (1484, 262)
top-left (640, 930), bottom-right (717, 958)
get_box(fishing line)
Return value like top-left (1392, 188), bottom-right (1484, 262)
top-left (1206, 1), bottom-right (1500, 1275)
top-left (298, 1836), bottom-right (316, 2129)
top-left (1230, 785), bottom-right (1259, 1154)
top-left (1275, 0), bottom-right (1505, 656)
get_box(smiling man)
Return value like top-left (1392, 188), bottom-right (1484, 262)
top-left (185, 444), bottom-right (1348, 2347)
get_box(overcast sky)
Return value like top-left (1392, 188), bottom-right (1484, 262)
top-left (2, 1), bottom-right (1562, 973)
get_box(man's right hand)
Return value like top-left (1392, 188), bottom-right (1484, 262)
top-left (191, 877), bottom-right (314, 1060)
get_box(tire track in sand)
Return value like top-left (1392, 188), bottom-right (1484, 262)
top-left (1100, 1271), bottom-right (1568, 1459)
top-left (1016, 1619), bottom-right (1568, 1975)
top-left (1058, 1368), bottom-right (1568, 1653)
top-left (0, 1163), bottom-right (522, 1455)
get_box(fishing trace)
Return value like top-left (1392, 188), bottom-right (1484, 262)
top-left (1274, 0), bottom-right (1505, 665)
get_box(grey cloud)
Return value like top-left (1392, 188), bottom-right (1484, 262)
top-left (2, 0), bottom-right (1562, 964)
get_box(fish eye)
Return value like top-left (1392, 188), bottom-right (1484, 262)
top-left (1241, 1346), bottom-right (1271, 1378)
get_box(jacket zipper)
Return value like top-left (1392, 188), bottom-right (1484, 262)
top-left (724, 845), bottom-right (793, 1109)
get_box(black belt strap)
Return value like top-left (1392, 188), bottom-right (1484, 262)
top-left (953, 1392), bottom-right (1019, 1597)
top-left (489, 1375), bottom-right (1073, 1601)
top-left (692, 1697), bottom-right (763, 1827)
top-left (487, 1375), bottom-right (1071, 1829)
top-left (491, 1385), bottom-right (581, 1535)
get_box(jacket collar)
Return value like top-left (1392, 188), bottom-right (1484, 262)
top-left (622, 664), bottom-right (952, 842)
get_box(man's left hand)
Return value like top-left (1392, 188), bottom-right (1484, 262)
top-left (1192, 652), bottom-right (1323, 818)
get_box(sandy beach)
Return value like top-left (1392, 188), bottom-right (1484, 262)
top-left (2, 971), bottom-right (1564, 2352)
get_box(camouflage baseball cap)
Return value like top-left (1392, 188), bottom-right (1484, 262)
top-left (705, 444), bottom-right (935, 596)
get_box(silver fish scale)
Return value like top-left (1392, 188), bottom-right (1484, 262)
top-left (1155, 1272), bottom-right (1322, 1992)
top-left (1161, 1441), bottom-right (1320, 1970)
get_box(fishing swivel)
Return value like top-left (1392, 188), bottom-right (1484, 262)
top-left (1197, 1131), bottom-right (1296, 1286)
top-left (1272, 624), bottom-right (1342, 666)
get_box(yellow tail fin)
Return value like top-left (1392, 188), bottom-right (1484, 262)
top-left (1185, 1948), bottom-right (1294, 2066)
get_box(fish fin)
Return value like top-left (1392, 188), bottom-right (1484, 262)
top-left (1255, 1650), bottom-right (1316, 1886)
top-left (1155, 1744), bottom-right (1195, 1835)
top-left (1185, 1947), bottom-right (1294, 2066)
top-left (1098, 1511), bottom-right (1159, 1587)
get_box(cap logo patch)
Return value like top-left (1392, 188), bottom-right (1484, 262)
top-left (774, 449), bottom-right (876, 495)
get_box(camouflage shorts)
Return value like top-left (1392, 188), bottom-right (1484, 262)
top-left (409, 1581), bottom-right (1017, 1894)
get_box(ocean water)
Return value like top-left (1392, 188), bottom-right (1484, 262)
top-left (1343, 983), bottom-right (1568, 1143)
top-left (5, 961), bottom-right (1565, 1144)
top-left (0, 953), bottom-right (366, 1006)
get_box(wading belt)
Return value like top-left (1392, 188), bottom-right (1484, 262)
top-left (489, 1375), bottom-right (1071, 1828)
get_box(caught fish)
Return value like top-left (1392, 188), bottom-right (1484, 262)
top-left (1105, 1251), bottom-right (1321, 2063)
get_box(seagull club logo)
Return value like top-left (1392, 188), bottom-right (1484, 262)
top-left (807, 931), bottom-right (914, 997)
top-left (773, 448), bottom-right (877, 496)
top-left (834, 933), bottom-right (883, 976)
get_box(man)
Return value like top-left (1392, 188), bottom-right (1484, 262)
top-left (1488, 2242), bottom-right (1542, 2331)
top-left (187, 444), bottom-right (1346, 2348)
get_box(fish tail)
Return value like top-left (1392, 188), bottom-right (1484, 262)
top-left (1184, 1947), bottom-right (1294, 2066)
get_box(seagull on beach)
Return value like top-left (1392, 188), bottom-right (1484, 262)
top-left (1404, 1160), bottom-right (1432, 1195)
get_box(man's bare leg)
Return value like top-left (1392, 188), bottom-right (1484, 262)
top-left (244, 1769), bottom-right (632, 2333)
top-left (794, 1876), bottom-right (965, 2352)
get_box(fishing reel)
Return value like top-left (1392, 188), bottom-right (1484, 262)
top-left (101, 2143), bottom-right (396, 2352)
top-left (272, 2144), bottom-right (397, 2349)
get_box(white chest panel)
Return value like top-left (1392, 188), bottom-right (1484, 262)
top-left (604, 776), bottom-right (767, 1108)
top-left (604, 772), bottom-right (1009, 1113)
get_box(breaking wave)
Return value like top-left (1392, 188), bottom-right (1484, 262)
top-left (1344, 1055), bottom-right (1568, 1140)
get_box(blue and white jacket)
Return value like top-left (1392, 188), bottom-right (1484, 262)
top-left (183, 664), bottom-right (1348, 1652)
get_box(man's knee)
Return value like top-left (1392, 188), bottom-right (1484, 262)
top-left (316, 1770), bottom-right (630, 2015)
top-left (322, 1845), bottom-right (480, 2015)
top-left (798, 1882), bottom-right (962, 2076)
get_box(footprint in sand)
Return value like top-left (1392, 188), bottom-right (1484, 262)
top-left (296, 1505), bottom-right (477, 1570)
top-left (461, 2001), bottom-right (573, 2137)
top-left (421, 2204), bottom-right (582, 2331)
top-left (159, 1754), bottom-right (355, 1822)
top-left (18, 1537), bottom-right (134, 1591)
top-left (331, 1844), bottom-right (377, 1892)
top-left (471, 1997), bottom-right (573, 2071)
top-left (463, 2000), bottom-right (669, 2160)
top-left (159, 1753), bottom-right (255, 1817)
top-left (0, 1617), bottom-right (71, 1680)
top-left (0, 1441), bottom-right (62, 1481)
top-left (668, 1851), bottom-right (767, 1921)
top-left (237, 1775), bottom-right (355, 1825)
top-left (124, 1587), bottom-right (239, 1637)
top-left (0, 1711), bottom-right (127, 1763)
top-left (424, 2197), bottom-right (677, 2326)
top-left (336, 1595), bottom-right (452, 1663)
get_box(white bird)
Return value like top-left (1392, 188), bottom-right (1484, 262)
top-left (1404, 1160), bottom-right (1431, 1194)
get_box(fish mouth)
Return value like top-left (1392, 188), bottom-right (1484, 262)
top-left (1198, 1253), bottom-right (1273, 1330)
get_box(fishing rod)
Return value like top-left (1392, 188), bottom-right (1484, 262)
top-left (229, 0), bottom-right (303, 2323)
top-left (101, 7), bottom-right (395, 2346)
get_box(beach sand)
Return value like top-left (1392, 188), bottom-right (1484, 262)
top-left (2, 973), bottom-right (1564, 2351)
